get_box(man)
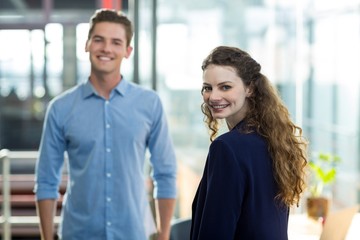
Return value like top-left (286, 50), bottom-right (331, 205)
top-left (34, 9), bottom-right (177, 240)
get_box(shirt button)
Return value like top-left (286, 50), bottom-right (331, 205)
top-left (106, 148), bottom-right (111, 153)
top-left (107, 197), bottom-right (111, 202)
top-left (107, 222), bottom-right (111, 226)
top-left (105, 101), bottom-right (109, 105)
top-left (107, 173), bottom-right (111, 177)
top-left (106, 124), bottom-right (110, 128)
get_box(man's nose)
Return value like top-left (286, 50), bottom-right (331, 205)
top-left (102, 41), bottom-right (111, 52)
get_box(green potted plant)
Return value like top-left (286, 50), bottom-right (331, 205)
top-left (306, 152), bottom-right (341, 220)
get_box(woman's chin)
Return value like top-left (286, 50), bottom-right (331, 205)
top-left (212, 113), bottom-right (227, 120)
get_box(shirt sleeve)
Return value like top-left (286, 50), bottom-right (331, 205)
top-left (195, 139), bottom-right (246, 239)
top-left (148, 96), bottom-right (177, 199)
top-left (34, 100), bottom-right (66, 200)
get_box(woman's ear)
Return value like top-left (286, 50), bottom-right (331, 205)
top-left (245, 87), bottom-right (253, 97)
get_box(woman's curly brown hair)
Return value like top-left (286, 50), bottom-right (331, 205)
top-left (201, 46), bottom-right (308, 207)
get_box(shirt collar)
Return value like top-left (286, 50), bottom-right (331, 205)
top-left (81, 76), bottom-right (131, 99)
top-left (113, 77), bottom-right (130, 97)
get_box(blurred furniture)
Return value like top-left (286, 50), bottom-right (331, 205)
top-left (288, 212), bottom-right (360, 240)
top-left (0, 149), bottom-right (65, 240)
top-left (170, 218), bottom-right (191, 240)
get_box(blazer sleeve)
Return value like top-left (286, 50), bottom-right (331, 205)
top-left (195, 139), bottom-right (247, 239)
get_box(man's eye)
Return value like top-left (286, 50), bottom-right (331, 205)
top-left (222, 85), bottom-right (231, 90)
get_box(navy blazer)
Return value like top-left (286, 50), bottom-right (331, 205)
top-left (191, 123), bottom-right (289, 240)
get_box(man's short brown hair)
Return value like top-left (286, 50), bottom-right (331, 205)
top-left (88, 9), bottom-right (133, 47)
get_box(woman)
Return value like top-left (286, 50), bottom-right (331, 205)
top-left (190, 46), bottom-right (308, 240)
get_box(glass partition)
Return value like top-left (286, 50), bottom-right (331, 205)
top-left (0, 0), bottom-right (359, 219)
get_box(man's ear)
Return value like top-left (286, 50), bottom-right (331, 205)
top-left (85, 40), bottom-right (89, 52)
top-left (125, 46), bottom-right (133, 59)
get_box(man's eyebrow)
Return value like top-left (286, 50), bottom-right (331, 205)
top-left (113, 38), bottom-right (124, 42)
top-left (92, 35), bottom-right (124, 43)
top-left (92, 34), bottom-right (103, 39)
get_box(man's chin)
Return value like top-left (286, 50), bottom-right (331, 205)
top-left (92, 67), bottom-right (114, 75)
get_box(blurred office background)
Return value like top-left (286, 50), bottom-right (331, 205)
top-left (0, 0), bottom-right (359, 222)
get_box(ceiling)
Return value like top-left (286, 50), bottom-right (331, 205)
top-left (0, 0), bottom-right (129, 29)
top-left (0, 0), bottom-right (96, 11)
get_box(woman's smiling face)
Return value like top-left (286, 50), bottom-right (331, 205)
top-left (202, 64), bottom-right (252, 128)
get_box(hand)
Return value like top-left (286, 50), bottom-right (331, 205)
top-left (156, 231), bottom-right (170, 240)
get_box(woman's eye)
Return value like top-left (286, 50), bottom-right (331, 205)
top-left (221, 85), bottom-right (231, 90)
top-left (201, 86), bottom-right (211, 93)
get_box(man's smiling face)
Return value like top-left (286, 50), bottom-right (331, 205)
top-left (85, 21), bottom-right (132, 76)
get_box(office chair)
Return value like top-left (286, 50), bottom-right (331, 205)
top-left (170, 218), bottom-right (192, 240)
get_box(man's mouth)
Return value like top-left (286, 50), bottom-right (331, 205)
top-left (98, 56), bottom-right (112, 61)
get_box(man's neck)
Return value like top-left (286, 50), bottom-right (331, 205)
top-left (89, 72), bottom-right (122, 99)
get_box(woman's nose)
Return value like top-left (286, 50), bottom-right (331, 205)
top-left (209, 90), bottom-right (221, 101)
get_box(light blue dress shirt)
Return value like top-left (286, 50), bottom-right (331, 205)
top-left (34, 79), bottom-right (177, 240)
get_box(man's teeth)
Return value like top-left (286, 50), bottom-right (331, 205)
top-left (99, 56), bottom-right (111, 61)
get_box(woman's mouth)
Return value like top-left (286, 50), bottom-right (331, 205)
top-left (211, 104), bottom-right (228, 109)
